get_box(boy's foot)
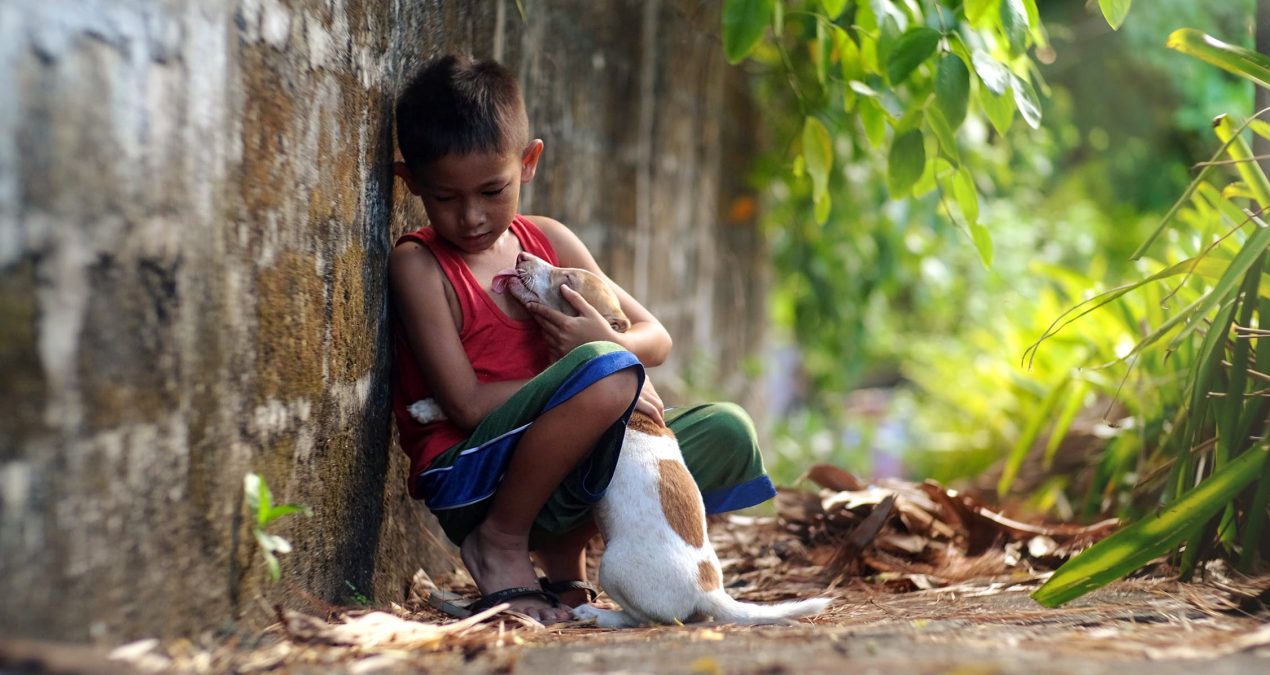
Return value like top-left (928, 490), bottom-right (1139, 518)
top-left (460, 523), bottom-right (573, 624)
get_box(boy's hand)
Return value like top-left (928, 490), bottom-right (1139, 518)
top-left (527, 284), bottom-right (619, 358)
top-left (634, 377), bottom-right (665, 426)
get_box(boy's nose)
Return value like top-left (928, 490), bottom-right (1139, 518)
top-left (462, 202), bottom-right (484, 226)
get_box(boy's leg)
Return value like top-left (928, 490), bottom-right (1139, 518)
top-left (460, 367), bottom-right (639, 623)
top-left (666, 402), bottom-right (777, 514)
top-left (531, 518), bottom-right (600, 607)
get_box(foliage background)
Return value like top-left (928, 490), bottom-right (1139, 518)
top-left (743, 0), bottom-right (1256, 504)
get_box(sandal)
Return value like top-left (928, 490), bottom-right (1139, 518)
top-left (428, 586), bottom-right (561, 619)
top-left (539, 577), bottom-right (598, 604)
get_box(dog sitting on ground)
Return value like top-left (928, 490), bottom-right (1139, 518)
top-left (409, 252), bottom-right (829, 626)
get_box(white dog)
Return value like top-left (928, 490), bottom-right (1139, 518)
top-left (411, 252), bottom-right (829, 626)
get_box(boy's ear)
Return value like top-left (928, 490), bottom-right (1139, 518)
top-left (393, 161), bottom-right (423, 196)
top-left (520, 139), bottom-right (544, 183)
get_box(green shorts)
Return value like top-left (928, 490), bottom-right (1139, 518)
top-left (416, 341), bottom-right (776, 546)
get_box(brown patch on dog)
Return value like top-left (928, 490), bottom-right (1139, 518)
top-left (569, 270), bottom-right (631, 332)
top-left (657, 460), bottom-right (705, 548)
top-left (698, 560), bottom-right (721, 592)
top-left (628, 411), bottom-right (674, 437)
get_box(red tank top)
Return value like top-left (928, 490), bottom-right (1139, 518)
top-left (392, 215), bottom-right (560, 495)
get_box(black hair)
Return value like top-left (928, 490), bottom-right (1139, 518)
top-left (395, 54), bottom-right (529, 171)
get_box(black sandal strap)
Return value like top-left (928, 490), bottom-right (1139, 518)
top-left (467, 586), bottom-right (560, 615)
top-left (539, 577), bottom-right (598, 603)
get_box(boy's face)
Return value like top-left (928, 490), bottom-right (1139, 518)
top-left (398, 141), bottom-right (543, 254)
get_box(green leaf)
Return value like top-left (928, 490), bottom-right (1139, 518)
top-left (1167, 225), bottom-right (1270, 352)
top-left (970, 223), bottom-right (993, 267)
top-left (254, 529), bottom-right (288, 581)
top-left (802, 116), bottom-right (834, 201)
top-left (888, 129), bottom-right (926, 197)
top-left (912, 152), bottom-right (940, 197)
top-left (815, 19), bottom-right (829, 85)
top-left (837, 27), bottom-right (863, 82)
top-left (1098, 0), bottom-right (1132, 31)
top-left (264, 503), bottom-right (311, 525)
top-left (723, 0), bottom-right (776, 64)
top-left (1032, 445), bottom-right (1269, 607)
top-left (885, 27), bottom-right (941, 84)
top-left (247, 473), bottom-right (274, 527)
top-left (935, 54), bottom-right (971, 130)
top-left (980, 85), bottom-right (1015, 136)
top-left (859, 32), bottom-right (879, 74)
top-left (925, 105), bottom-right (960, 162)
top-left (244, 473), bottom-right (262, 517)
top-left (964, 0), bottom-right (996, 24)
top-left (1011, 73), bottom-right (1042, 129)
top-left (820, 0), bottom-right (848, 20)
top-left (814, 193), bottom-right (832, 224)
top-left (1021, 0), bottom-right (1042, 41)
top-left (953, 166), bottom-right (979, 224)
top-left (971, 50), bottom-right (1011, 95)
top-left (1167, 29), bottom-right (1270, 90)
top-left (1250, 119), bottom-right (1270, 142)
top-left (1213, 114), bottom-right (1270, 207)
top-left (999, 0), bottom-right (1029, 56)
top-left (859, 98), bottom-right (887, 148)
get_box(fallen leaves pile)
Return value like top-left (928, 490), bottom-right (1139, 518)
top-left (712, 464), bottom-right (1120, 603)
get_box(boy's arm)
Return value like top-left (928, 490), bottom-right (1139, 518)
top-left (389, 241), bottom-right (527, 430)
top-left (527, 216), bottom-right (673, 367)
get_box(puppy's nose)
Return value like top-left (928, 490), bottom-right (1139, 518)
top-left (517, 252), bottom-right (531, 264)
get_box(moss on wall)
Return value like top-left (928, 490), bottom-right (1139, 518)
top-left (255, 251), bottom-right (326, 402)
top-left (0, 0), bottom-right (759, 642)
top-left (0, 257), bottom-right (46, 458)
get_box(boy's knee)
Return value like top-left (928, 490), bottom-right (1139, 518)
top-left (704, 402), bottom-right (759, 447)
top-left (591, 368), bottom-right (640, 409)
top-left (561, 340), bottom-right (624, 363)
top-left (568, 368), bottom-right (640, 422)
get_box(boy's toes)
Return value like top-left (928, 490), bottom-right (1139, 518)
top-left (517, 601), bottom-right (570, 624)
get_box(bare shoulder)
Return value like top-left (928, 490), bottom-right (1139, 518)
top-left (388, 238), bottom-right (447, 303)
top-left (523, 215), bottom-right (598, 271)
top-left (390, 238), bottom-right (440, 277)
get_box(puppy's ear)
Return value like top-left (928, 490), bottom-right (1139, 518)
top-left (608, 314), bottom-right (632, 333)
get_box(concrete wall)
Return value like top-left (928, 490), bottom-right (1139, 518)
top-left (0, 0), bottom-right (763, 641)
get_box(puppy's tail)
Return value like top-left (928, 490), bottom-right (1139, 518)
top-left (699, 591), bottom-right (831, 625)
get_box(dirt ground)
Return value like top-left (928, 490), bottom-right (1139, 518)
top-left (6, 477), bottom-right (1269, 674)
top-left (6, 574), bottom-right (1267, 674)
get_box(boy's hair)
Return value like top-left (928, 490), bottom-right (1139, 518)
top-left (396, 54), bottom-right (529, 171)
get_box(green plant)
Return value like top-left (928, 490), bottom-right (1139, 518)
top-left (1032, 29), bottom-right (1270, 606)
top-left (244, 472), bottom-right (311, 582)
top-left (345, 580), bottom-right (372, 606)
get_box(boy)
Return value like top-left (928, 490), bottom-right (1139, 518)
top-left (390, 54), bottom-right (775, 623)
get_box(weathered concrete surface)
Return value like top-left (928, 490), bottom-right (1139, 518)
top-left (0, 0), bottom-right (762, 641)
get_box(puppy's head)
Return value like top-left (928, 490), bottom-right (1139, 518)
top-left (494, 252), bottom-right (631, 333)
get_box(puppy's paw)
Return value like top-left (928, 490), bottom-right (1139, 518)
top-left (572, 603), bottom-right (640, 628)
top-left (571, 603), bottom-right (604, 624)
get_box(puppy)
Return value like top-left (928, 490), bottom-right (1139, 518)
top-left (410, 252), bottom-right (829, 626)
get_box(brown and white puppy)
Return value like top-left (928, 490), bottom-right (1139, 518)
top-left (409, 252), bottom-right (829, 626)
